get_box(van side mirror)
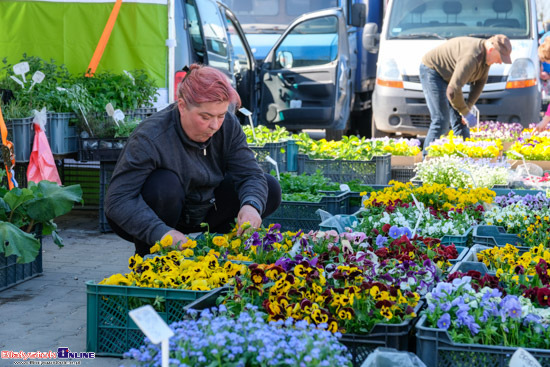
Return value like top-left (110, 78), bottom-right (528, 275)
top-left (351, 3), bottom-right (366, 27)
top-left (277, 51), bottom-right (294, 69)
top-left (363, 22), bottom-right (379, 53)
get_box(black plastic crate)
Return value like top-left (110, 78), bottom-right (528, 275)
top-left (296, 154), bottom-right (391, 185)
top-left (340, 321), bottom-right (416, 367)
top-left (416, 314), bottom-right (550, 367)
top-left (99, 162), bottom-right (116, 233)
top-left (250, 141), bottom-right (288, 173)
top-left (78, 137), bottom-right (127, 162)
top-left (1, 163), bottom-right (28, 188)
top-left (263, 191), bottom-right (351, 232)
top-left (0, 229), bottom-right (43, 292)
top-left (391, 166), bottom-right (416, 183)
top-left (59, 160), bottom-right (100, 208)
top-left (183, 286), bottom-right (230, 311)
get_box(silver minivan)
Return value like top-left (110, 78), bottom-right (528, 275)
top-left (367, 0), bottom-right (541, 136)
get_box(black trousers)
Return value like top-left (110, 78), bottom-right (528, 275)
top-left (107, 169), bottom-right (281, 256)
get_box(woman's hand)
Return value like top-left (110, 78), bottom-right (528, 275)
top-left (535, 116), bottom-right (550, 133)
top-left (161, 230), bottom-right (189, 250)
top-left (237, 205), bottom-right (262, 235)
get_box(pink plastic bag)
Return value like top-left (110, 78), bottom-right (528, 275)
top-left (27, 110), bottom-right (61, 185)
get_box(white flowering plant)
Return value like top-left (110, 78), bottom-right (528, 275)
top-left (414, 156), bottom-right (510, 188)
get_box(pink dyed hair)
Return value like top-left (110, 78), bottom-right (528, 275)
top-left (176, 64), bottom-right (241, 109)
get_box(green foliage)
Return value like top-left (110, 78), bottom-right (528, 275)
top-left (243, 125), bottom-right (292, 145)
top-left (75, 69), bottom-right (158, 113)
top-left (114, 118), bottom-right (140, 138)
top-left (0, 179), bottom-right (83, 263)
top-left (276, 170), bottom-right (373, 202)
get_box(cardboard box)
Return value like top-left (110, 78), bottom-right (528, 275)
top-left (391, 153), bottom-right (422, 166)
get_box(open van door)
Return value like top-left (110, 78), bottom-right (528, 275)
top-left (259, 9), bottom-right (351, 131)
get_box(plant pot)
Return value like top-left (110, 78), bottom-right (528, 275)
top-left (6, 116), bottom-right (34, 162)
top-left (47, 112), bottom-right (78, 155)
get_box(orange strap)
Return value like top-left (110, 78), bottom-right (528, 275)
top-left (85, 0), bottom-right (123, 77)
top-left (0, 105), bottom-right (15, 190)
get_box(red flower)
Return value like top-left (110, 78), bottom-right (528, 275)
top-left (537, 287), bottom-right (550, 307)
top-left (382, 224), bottom-right (391, 234)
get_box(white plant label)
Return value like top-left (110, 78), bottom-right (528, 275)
top-left (105, 103), bottom-right (115, 116)
top-left (9, 75), bottom-right (24, 88)
top-left (509, 348), bottom-right (542, 367)
top-left (290, 99), bottom-right (302, 108)
top-left (13, 62), bottom-right (30, 82)
top-left (129, 305), bottom-right (174, 344)
top-left (113, 109), bottom-right (125, 122)
top-left (265, 155), bottom-right (280, 180)
top-left (339, 184), bottom-right (351, 192)
top-left (29, 71), bottom-right (45, 90)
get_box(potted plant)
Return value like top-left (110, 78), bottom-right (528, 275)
top-left (0, 174), bottom-right (83, 290)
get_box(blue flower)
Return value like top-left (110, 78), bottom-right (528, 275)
top-left (401, 227), bottom-right (412, 238)
top-left (375, 234), bottom-right (388, 248)
top-left (437, 313), bottom-right (451, 330)
top-left (389, 225), bottom-right (401, 239)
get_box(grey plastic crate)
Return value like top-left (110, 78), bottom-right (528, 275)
top-left (47, 112), bottom-right (78, 155)
top-left (472, 225), bottom-right (524, 247)
top-left (440, 226), bottom-right (473, 247)
top-left (450, 243), bottom-right (531, 275)
top-left (416, 314), bottom-right (550, 367)
top-left (131, 107), bottom-right (157, 121)
top-left (99, 162), bottom-right (116, 233)
top-left (6, 116), bottom-right (34, 162)
top-left (297, 153), bottom-right (391, 185)
top-left (263, 191), bottom-right (351, 232)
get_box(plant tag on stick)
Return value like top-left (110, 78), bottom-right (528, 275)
top-left (509, 347), bottom-right (542, 367)
top-left (29, 71), bottom-right (45, 90)
top-left (105, 103), bottom-right (115, 117)
top-left (123, 70), bottom-right (135, 85)
top-left (410, 193), bottom-right (423, 237)
top-left (13, 62), bottom-right (30, 83)
top-left (9, 75), bottom-right (24, 88)
top-left (339, 184), bottom-right (350, 192)
top-left (113, 109), bottom-right (125, 123)
top-left (265, 155), bottom-right (280, 180)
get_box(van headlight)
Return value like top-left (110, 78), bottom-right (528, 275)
top-left (506, 58), bottom-right (536, 89)
top-left (376, 58), bottom-right (403, 88)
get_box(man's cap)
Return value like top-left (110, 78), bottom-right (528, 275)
top-left (489, 34), bottom-right (512, 64)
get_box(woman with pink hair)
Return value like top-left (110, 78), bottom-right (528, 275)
top-left (105, 64), bottom-right (281, 256)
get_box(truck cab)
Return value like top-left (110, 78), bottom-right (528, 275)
top-left (215, 0), bottom-right (370, 135)
top-left (367, 0), bottom-right (541, 136)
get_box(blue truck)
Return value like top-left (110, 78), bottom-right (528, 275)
top-left (219, 0), bottom-right (385, 138)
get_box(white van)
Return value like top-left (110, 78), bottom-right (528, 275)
top-left (366, 0), bottom-right (541, 136)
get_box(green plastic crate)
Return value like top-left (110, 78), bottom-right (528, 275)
top-left (86, 280), bottom-right (212, 356)
top-left (416, 314), bottom-right (550, 367)
top-left (492, 188), bottom-right (547, 197)
top-left (263, 191), bottom-right (351, 232)
top-left (296, 154), bottom-right (391, 185)
top-left (440, 226), bottom-right (473, 247)
top-left (472, 225), bottom-right (524, 247)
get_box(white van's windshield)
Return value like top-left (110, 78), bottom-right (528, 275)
top-left (386, 0), bottom-right (531, 40)
top-left (220, 0), bottom-right (338, 33)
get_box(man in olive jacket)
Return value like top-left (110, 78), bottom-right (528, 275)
top-left (420, 34), bottom-right (512, 156)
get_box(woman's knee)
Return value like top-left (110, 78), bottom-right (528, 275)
top-left (142, 169), bottom-right (184, 206)
top-left (264, 173), bottom-right (281, 217)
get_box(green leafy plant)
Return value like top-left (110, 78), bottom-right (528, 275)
top-left (76, 69), bottom-right (158, 113)
top-left (114, 118), bottom-right (141, 138)
top-left (0, 173), bottom-right (83, 263)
